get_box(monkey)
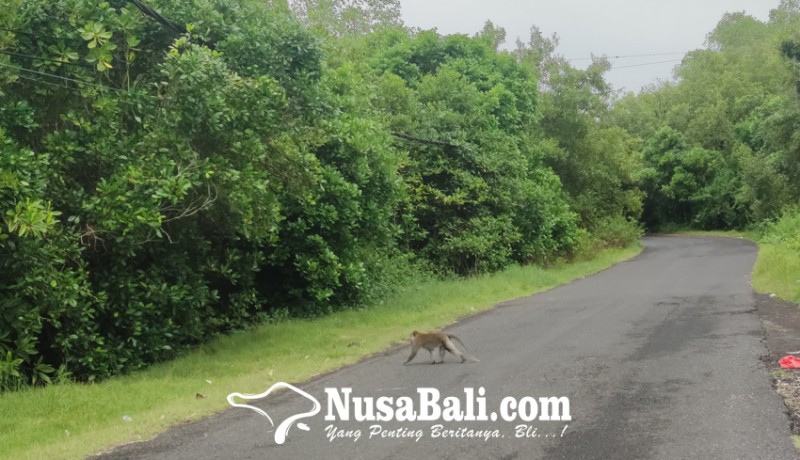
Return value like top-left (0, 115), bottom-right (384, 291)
top-left (403, 331), bottom-right (479, 365)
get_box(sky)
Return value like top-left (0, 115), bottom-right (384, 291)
top-left (399, 0), bottom-right (780, 93)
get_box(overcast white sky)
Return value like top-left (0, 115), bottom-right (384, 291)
top-left (399, 0), bottom-right (780, 92)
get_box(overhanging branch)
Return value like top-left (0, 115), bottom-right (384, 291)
top-left (391, 131), bottom-right (459, 148)
top-left (127, 0), bottom-right (215, 49)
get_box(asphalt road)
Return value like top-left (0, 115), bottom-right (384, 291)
top-left (94, 236), bottom-right (797, 460)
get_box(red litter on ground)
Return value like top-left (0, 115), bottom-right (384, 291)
top-left (779, 355), bottom-right (800, 369)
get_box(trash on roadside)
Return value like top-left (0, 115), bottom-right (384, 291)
top-left (778, 355), bottom-right (800, 369)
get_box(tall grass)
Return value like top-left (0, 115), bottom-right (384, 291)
top-left (752, 207), bottom-right (800, 303)
top-left (0, 245), bottom-right (641, 460)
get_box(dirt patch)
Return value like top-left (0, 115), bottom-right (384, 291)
top-left (756, 293), bottom-right (800, 435)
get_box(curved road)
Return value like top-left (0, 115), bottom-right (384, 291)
top-left (95, 236), bottom-right (796, 459)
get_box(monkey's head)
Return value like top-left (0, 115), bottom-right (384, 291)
top-left (411, 330), bottom-right (419, 338)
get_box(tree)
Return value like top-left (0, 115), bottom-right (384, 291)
top-left (477, 20), bottom-right (506, 51)
top-left (289, 0), bottom-right (402, 36)
top-left (516, 26), bottom-right (643, 245)
top-left (365, 29), bottom-right (579, 272)
top-left (0, 0), bottom-right (405, 386)
top-left (614, 8), bottom-right (800, 230)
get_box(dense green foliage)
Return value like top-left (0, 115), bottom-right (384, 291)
top-left (360, 29), bottom-right (583, 272)
top-left (7, 0), bottom-right (799, 392)
top-left (0, 0), bottom-right (630, 389)
top-left (0, 0), bottom-right (408, 387)
top-left (760, 206), bottom-right (800, 252)
top-left (516, 28), bottom-right (643, 249)
top-left (613, 1), bottom-right (800, 230)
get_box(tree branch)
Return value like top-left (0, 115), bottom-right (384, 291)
top-left (390, 131), bottom-right (459, 148)
top-left (126, 0), bottom-right (215, 49)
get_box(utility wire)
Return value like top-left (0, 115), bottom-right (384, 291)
top-left (611, 58), bottom-right (684, 70)
top-left (0, 60), bottom-right (154, 98)
top-left (15, 72), bottom-right (73, 90)
top-left (567, 52), bottom-right (687, 62)
top-left (128, 0), bottom-right (185, 35)
top-left (0, 49), bottom-right (93, 69)
top-left (0, 60), bottom-right (99, 87)
top-left (127, 0), bottom-right (215, 49)
top-left (14, 71), bottom-right (151, 104)
top-left (0, 26), bottom-right (39, 37)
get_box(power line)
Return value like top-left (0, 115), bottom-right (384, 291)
top-left (127, 0), bottom-right (215, 49)
top-left (567, 52), bottom-right (686, 62)
top-left (0, 26), bottom-right (39, 37)
top-left (611, 58), bottom-right (684, 70)
top-left (0, 49), bottom-right (93, 69)
top-left (0, 60), bottom-right (153, 98)
top-left (0, 60), bottom-right (109, 90)
top-left (15, 72), bottom-right (144, 103)
top-left (15, 72), bottom-right (73, 90)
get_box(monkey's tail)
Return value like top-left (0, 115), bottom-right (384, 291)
top-left (448, 334), bottom-right (479, 363)
top-left (447, 334), bottom-right (469, 352)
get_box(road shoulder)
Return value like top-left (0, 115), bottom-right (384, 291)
top-left (757, 293), bottom-right (800, 441)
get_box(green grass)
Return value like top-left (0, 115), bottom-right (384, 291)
top-left (0, 244), bottom-right (641, 460)
top-left (752, 242), bottom-right (800, 303)
top-left (668, 229), bottom-right (754, 239)
top-left (773, 368), bottom-right (794, 379)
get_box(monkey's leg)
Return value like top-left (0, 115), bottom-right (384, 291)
top-left (428, 348), bottom-right (436, 364)
top-left (438, 345), bottom-right (446, 363)
top-left (404, 346), bottom-right (418, 365)
top-left (444, 339), bottom-right (466, 363)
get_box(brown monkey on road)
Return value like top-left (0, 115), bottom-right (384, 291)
top-left (403, 331), bottom-right (479, 365)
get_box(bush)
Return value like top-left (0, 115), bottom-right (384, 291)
top-left (0, 0), bottom-right (406, 387)
top-left (760, 207), bottom-right (800, 251)
top-left (0, 1), bottom-right (634, 391)
top-left (589, 215), bottom-right (644, 249)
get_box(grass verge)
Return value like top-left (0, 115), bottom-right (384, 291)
top-left (0, 244), bottom-right (641, 460)
top-left (665, 229), bottom-right (752, 239)
top-left (752, 243), bottom-right (800, 304)
top-left (752, 208), bottom-right (800, 303)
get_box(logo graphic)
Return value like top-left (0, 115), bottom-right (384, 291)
top-left (227, 382), bottom-right (321, 445)
top-left (229, 384), bottom-right (571, 446)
